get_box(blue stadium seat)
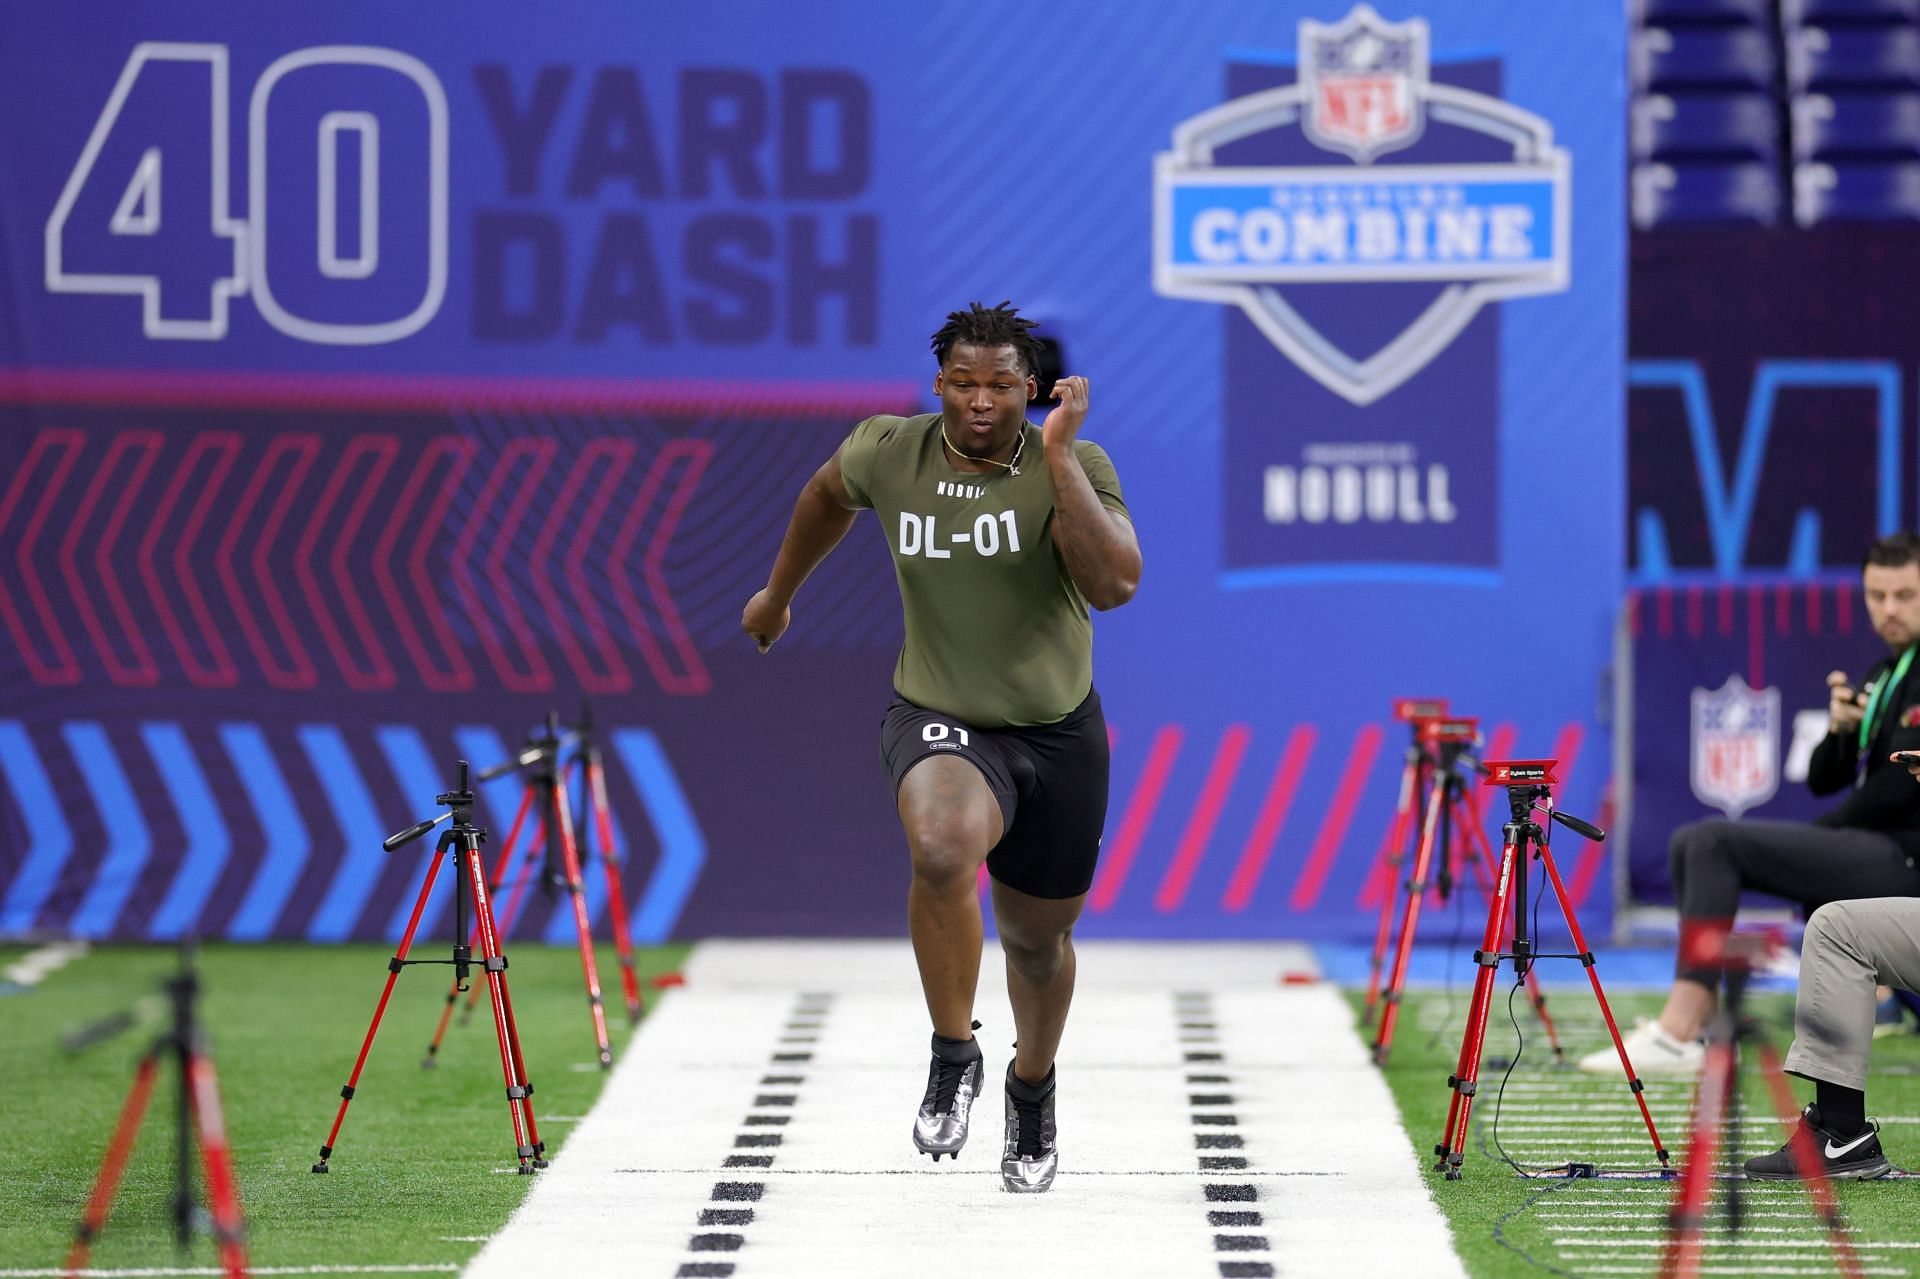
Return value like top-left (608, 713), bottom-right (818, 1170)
top-left (1789, 27), bottom-right (1920, 91)
top-left (1794, 159), bottom-right (1920, 220)
top-left (1784, 0), bottom-right (1920, 25)
top-left (1636, 0), bottom-right (1771, 23)
top-left (1636, 27), bottom-right (1779, 90)
top-left (1634, 92), bottom-right (1781, 160)
top-left (1793, 92), bottom-right (1920, 158)
top-left (1632, 160), bottom-right (1784, 226)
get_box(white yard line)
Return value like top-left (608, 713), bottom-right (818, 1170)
top-left (0, 941), bottom-right (87, 988)
top-left (464, 940), bottom-right (1462, 1279)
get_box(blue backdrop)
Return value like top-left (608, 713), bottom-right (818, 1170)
top-left (0, 1), bottom-right (1626, 941)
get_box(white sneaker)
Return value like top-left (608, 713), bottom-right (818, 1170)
top-left (1576, 1018), bottom-right (1703, 1076)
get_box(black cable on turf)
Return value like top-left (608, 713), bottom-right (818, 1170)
top-left (1487, 1176), bottom-right (1592, 1278)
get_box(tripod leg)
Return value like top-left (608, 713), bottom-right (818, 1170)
top-left (1363, 754), bottom-right (1423, 1025)
top-left (464, 813), bottom-right (543, 1023)
top-left (65, 1049), bottom-right (161, 1271)
top-left (1460, 806), bottom-right (1565, 1061)
top-left (186, 1051), bottom-right (250, 1279)
top-left (1537, 848), bottom-right (1669, 1165)
top-left (313, 842), bottom-right (450, 1172)
top-left (1435, 833), bottom-right (1520, 1178)
top-left (552, 780), bottom-right (614, 1067)
top-left (1659, 1037), bottom-right (1732, 1279)
top-left (464, 842), bottom-right (545, 1172)
top-left (587, 754), bottom-right (645, 1024)
top-left (1750, 1040), bottom-right (1867, 1279)
top-left (1374, 782), bottom-right (1447, 1065)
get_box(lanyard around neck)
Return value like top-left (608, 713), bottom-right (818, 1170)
top-left (1859, 644), bottom-right (1917, 753)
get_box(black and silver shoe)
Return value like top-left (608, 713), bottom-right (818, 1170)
top-left (1744, 1105), bottom-right (1891, 1181)
top-left (1001, 1063), bottom-right (1058, 1193)
top-left (913, 1026), bottom-right (983, 1161)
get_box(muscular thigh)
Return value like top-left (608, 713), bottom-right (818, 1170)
top-left (897, 755), bottom-right (1004, 872)
top-left (1720, 820), bottom-right (1920, 908)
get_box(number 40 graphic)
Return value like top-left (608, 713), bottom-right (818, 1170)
top-left (44, 42), bottom-right (448, 344)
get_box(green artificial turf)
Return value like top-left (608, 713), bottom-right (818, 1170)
top-left (1362, 982), bottom-right (1920, 1277)
top-left (3, 940), bottom-right (687, 1271)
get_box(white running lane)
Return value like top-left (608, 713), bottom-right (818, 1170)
top-left (465, 941), bottom-right (1463, 1279)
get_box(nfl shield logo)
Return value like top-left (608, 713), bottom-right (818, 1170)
top-left (1301, 4), bottom-right (1429, 162)
top-left (1690, 674), bottom-right (1781, 819)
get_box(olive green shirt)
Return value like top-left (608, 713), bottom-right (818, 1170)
top-left (839, 413), bottom-right (1129, 728)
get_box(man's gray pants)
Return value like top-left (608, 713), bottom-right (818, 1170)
top-left (1784, 897), bottom-right (1920, 1091)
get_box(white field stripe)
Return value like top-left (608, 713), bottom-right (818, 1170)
top-left (1574, 1269), bottom-right (1903, 1277)
top-left (1531, 1210), bottom-right (1837, 1220)
top-left (466, 940), bottom-right (1458, 1279)
top-left (1, 941), bottom-right (87, 987)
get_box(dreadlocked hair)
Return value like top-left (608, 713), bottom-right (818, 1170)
top-left (930, 301), bottom-right (1043, 376)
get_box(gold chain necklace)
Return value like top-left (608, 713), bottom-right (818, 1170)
top-left (940, 423), bottom-right (1025, 477)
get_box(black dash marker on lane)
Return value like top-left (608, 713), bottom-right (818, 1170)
top-left (772, 1052), bottom-right (812, 1062)
top-left (1180, 1022), bottom-right (1219, 1030)
top-left (1195, 1134), bottom-right (1245, 1150)
top-left (760, 1076), bottom-right (804, 1086)
top-left (1214, 1234), bottom-right (1270, 1252)
top-left (1205, 1184), bottom-right (1260, 1202)
top-left (700, 1209), bottom-right (754, 1226)
top-left (1187, 1074), bottom-right (1230, 1084)
top-left (688, 1234), bottom-right (745, 1252)
top-left (676, 1265), bottom-right (736, 1278)
top-left (1199, 1157), bottom-right (1250, 1170)
top-left (1185, 1051), bottom-right (1225, 1062)
top-left (1191, 1094), bottom-right (1235, 1106)
top-left (743, 1115), bottom-right (790, 1126)
top-left (734, 1133), bottom-right (783, 1148)
top-left (1219, 1263), bottom-right (1275, 1279)
top-left (754, 1094), bottom-right (797, 1106)
top-left (1209, 1211), bottom-right (1263, 1227)
top-left (777, 1036), bottom-right (817, 1044)
top-left (724, 1155), bottom-right (775, 1168)
top-left (1192, 1114), bottom-right (1239, 1126)
top-left (711, 1182), bottom-right (766, 1201)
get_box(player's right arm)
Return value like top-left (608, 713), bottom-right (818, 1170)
top-left (742, 447), bottom-right (862, 652)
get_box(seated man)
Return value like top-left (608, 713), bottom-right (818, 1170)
top-left (1581, 533), bottom-right (1920, 1074)
top-left (1744, 895), bottom-right (1908, 1180)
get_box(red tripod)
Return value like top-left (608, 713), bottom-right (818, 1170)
top-left (313, 761), bottom-right (545, 1174)
top-left (1434, 760), bottom-right (1667, 1179)
top-left (66, 946), bottom-right (248, 1278)
top-left (421, 711), bottom-right (625, 1070)
top-left (1660, 928), bottom-right (1863, 1279)
top-left (1371, 716), bottom-right (1564, 1067)
top-left (1361, 698), bottom-right (1447, 1023)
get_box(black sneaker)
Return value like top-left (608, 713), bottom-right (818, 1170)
top-left (1744, 1105), bottom-right (1891, 1181)
top-left (1001, 1062), bottom-right (1058, 1193)
top-left (913, 1027), bottom-right (983, 1161)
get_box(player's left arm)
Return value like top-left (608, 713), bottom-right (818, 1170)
top-left (1042, 375), bottom-right (1140, 611)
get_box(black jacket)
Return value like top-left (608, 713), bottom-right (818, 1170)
top-left (1809, 648), bottom-right (1920, 856)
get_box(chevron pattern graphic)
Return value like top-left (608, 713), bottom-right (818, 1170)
top-left (0, 718), bottom-right (703, 945)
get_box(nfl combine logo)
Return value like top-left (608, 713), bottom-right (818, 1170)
top-left (1152, 3), bottom-right (1572, 405)
top-left (1690, 674), bottom-right (1781, 819)
top-left (1301, 6), bottom-right (1427, 162)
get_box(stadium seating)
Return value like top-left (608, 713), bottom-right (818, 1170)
top-left (1784, 0), bottom-right (1920, 25)
top-left (1793, 91), bottom-right (1920, 158)
top-left (1793, 158), bottom-right (1920, 220)
top-left (1636, 27), bottom-right (1780, 90)
top-left (1633, 160), bottom-right (1784, 226)
top-left (1788, 26), bottom-right (1920, 91)
top-left (1634, 92), bottom-right (1781, 160)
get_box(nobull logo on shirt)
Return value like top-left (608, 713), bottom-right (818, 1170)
top-left (1152, 5), bottom-right (1568, 407)
top-left (1691, 674), bottom-right (1781, 819)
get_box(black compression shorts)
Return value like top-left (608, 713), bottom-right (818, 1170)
top-left (879, 688), bottom-right (1109, 900)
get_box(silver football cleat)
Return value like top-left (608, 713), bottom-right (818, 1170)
top-left (913, 1050), bottom-right (983, 1160)
top-left (1000, 1065), bottom-right (1058, 1193)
